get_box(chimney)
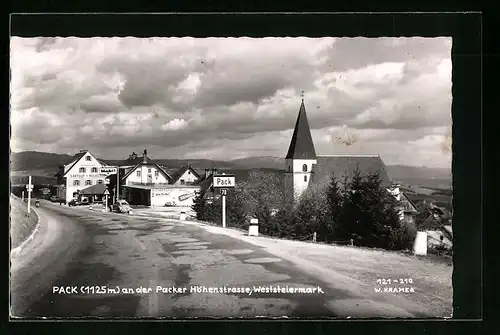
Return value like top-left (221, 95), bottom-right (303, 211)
top-left (143, 149), bottom-right (147, 163)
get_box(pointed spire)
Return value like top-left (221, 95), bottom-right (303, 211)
top-left (285, 99), bottom-right (317, 160)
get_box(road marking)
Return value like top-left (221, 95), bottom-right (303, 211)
top-left (148, 279), bottom-right (159, 316)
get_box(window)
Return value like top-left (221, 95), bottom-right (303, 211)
top-left (304, 175), bottom-right (308, 182)
top-left (85, 180), bottom-right (92, 185)
top-left (180, 179), bottom-right (185, 185)
top-left (91, 167), bottom-right (98, 173)
top-left (73, 180), bottom-right (80, 186)
top-left (148, 168), bottom-right (151, 173)
top-left (86, 156), bottom-right (91, 161)
top-left (136, 170), bottom-right (141, 177)
top-left (98, 180), bottom-right (103, 184)
top-left (79, 167), bottom-right (86, 173)
top-left (188, 171), bottom-right (191, 175)
top-left (155, 171), bottom-right (159, 177)
top-left (288, 166), bottom-right (291, 172)
top-left (302, 164), bottom-right (308, 172)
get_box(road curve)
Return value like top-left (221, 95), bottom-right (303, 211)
top-left (11, 201), bottom-right (348, 318)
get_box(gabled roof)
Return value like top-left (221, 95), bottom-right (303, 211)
top-left (79, 183), bottom-right (107, 195)
top-left (121, 163), bottom-right (172, 181)
top-left (196, 175), bottom-right (222, 196)
top-left (285, 100), bottom-right (317, 160)
top-left (400, 192), bottom-right (418, 213)
top-left (169, 165), bottom-right (202, 184)
top-left (62, 151), bottom-right (106, 177)
top-left (311, 155), bottom-right (391, 188)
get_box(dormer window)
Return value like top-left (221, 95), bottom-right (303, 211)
top-left (302, 164), bottom-right (308, 172)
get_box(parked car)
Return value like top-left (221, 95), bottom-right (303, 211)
top-left (68, 198), bottom-right (89, 206)
top-left (112, 200), bottom-right (133, 214)
top-left (68, 199), bottom-right (82, 206)
top-left (49, 195), bottom-right (58, 202)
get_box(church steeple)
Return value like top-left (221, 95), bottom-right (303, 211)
top-left (285, 97), bottom-right (317, 160)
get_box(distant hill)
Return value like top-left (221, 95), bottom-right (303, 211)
top-left (10, 151), bottom-right (452, 188)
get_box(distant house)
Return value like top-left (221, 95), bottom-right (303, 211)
top-left (119, 150), bottom-right (205, 207)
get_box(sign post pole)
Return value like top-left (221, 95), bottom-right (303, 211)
top-left (116, 168), bottom-right (120, 203)
top-left (27, 176), bottom-right (32, 214)
top-left (21, 191), bottom-right (24, 202)
top-left (212, 174), bottom-right (235, 229)
top-left (221, 188), bottom-right (227, 228)
top-left (103, 187), bottom-right (111, 212)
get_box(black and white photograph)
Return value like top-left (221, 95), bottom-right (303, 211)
top-left (10, 34), bottom-right (453, 319)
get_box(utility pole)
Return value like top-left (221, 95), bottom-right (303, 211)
top-left (116, 168), bottom-right (120, 202)
top-left (27, 176), bottom-right (33, 214)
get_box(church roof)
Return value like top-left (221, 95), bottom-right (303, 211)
top-left (311, 155), bottom-right (391, 188)
top-left (285, 100), bottom-right (317, 160)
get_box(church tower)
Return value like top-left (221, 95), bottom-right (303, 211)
top-left (284, 97), bottom-right (317, 205)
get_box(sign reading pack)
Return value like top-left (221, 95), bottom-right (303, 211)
top-left (99, 167), bottom-right (118, 176)
top-left (213, 174), bottom-right (235, 188)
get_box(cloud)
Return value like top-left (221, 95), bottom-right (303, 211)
top-left (10, 37), bottom-right (452, 168)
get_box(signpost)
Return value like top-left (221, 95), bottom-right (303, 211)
top-left (103, 188), bottom-right (110, 212)
top-left (26, 176), bottom-right (33, 214)
top-left (21, 191), bottom-right (24, 203)
top-left (212, 174), bottom-right (235, 228)
top-left (99, 167), bottom-right (118, 204)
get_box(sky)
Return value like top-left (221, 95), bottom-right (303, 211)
top-left (10, 37), bottom-right (452, 168)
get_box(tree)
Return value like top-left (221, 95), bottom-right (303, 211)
top-left (321, 172), bottom-right (343, 242)
top-left (338, 167), bottom-right (364, 243)
top-left (226, 186), bottom-right (248, 228)
top-left (191, 192), bottom-right (207, 221)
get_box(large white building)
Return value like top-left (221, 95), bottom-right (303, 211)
top-left (56, 150), bottom-right (109, 203)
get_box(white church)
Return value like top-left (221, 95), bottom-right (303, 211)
top-left (284, 98), bottom-right (418, 225)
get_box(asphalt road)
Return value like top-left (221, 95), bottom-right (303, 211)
top-left (10, 200), bottom-right (345, 318)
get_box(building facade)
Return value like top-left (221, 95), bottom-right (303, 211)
top-left (284, 99), bottom-right (415, 225)
top-left (55, 150), bottom-right (108, 203)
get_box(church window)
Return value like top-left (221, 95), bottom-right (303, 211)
top-left (304, 175), bottom-right (308, 182)
top-left (302, 164), bottom-right (308, 172)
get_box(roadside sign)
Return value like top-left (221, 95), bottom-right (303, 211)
top-left (26, 185), bottom-right (34, 190)
top-left (104, 179), bottom-right (110, 185)
top-left (220, 189), bottom-right (228, 196)
top-left (103, 188), bottom-right (110, 196)
top-left (99, 167), bottom-right (118, 176)
top-left (213, 175), bottom-right (235, 188)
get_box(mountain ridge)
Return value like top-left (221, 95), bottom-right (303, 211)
top-left (10, 151), bottom-right (452, 186)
